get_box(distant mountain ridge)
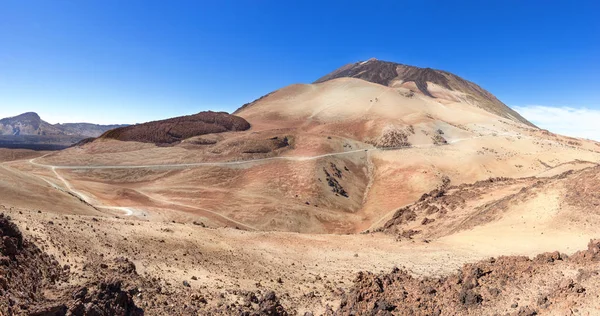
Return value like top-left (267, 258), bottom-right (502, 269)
top-left (0, 112), bottom-right (128, 150)
top-left (0, 112), bottom-right (127, 138)
top-left (314, 58), bottom-right (534, 127)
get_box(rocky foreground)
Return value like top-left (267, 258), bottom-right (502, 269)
top-left (2, 211), bottom-right (600, 315)
top-left (0, 212), bottom-right (287, 315)
top-left (339, 241), bottom-right (600, 315)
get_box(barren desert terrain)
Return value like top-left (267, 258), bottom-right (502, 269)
top-left (3, 59), bottom-right (600, 315)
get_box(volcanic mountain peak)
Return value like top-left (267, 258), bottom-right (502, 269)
top-left (314, 59), bottom-right (534, 127)
top-left (0, 112), bottom-right (42, 130)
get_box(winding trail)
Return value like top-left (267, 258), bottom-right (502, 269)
top-left (29, 148), bottom-right (372, 170)
top-left (28, 134), bottom-right (509, 170)
top-left (50, 166), bottom-right (89, 202)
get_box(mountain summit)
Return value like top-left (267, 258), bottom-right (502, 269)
top-left (0, 112), bottom-right (44, 135)
top-left (314, 59), bottom-right (533, 127)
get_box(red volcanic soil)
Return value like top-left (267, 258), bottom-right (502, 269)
top-left (99, 111), bottom-right (250, 144)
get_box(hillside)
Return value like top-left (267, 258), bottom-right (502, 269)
top-left (97, 111), bottom-right (250, 144)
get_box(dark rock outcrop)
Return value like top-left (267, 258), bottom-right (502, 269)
top-left (99, 111), bottom-right (250, 144)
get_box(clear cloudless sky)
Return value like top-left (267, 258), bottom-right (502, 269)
top-left (0, 0), bottom-right (599, 127)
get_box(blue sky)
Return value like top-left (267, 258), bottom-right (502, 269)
top-left (0, 1), bottom-right (598, 137)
